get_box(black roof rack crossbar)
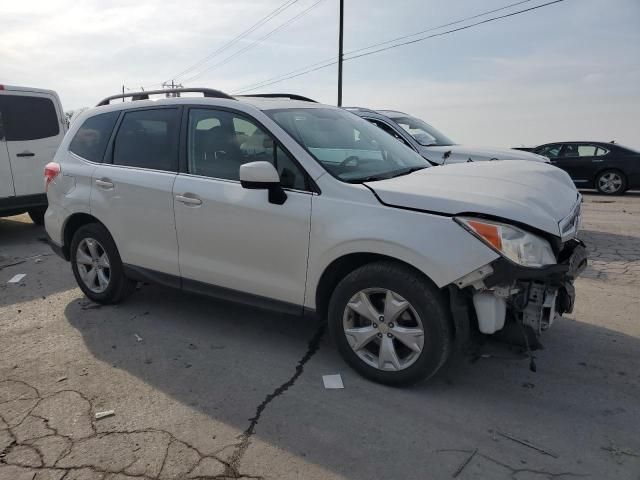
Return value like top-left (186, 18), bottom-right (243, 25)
top-left (237, 93), bottom-right (317, 103)
top-left (96, 88), bottom-right (235, 106)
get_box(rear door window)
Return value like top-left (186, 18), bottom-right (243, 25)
top-left (69, 111), bottom-right (120, 162)
top-left (112, 108), bottom-right (179, 171)
top-left (577, 145), bottom-right (597, 157)
top-left (0, 94), bottom-right (60, 141)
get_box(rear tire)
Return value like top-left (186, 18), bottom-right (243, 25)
top-left (596, 170), bottom-right (626, 195)
top-left (28, 208), bottom-right (46, 225)
top-left (328, 261), bottom-right (453, 386)
top-left (70, 223), bottom-right (136, 304)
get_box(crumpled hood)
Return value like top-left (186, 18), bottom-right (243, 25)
top-left (420, 144), bottom-right (549, 165)
top-left (365, 160), bottom-right (580, 238)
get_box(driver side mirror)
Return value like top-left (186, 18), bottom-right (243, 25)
top-left (239, 161), bottom-right (287, 205)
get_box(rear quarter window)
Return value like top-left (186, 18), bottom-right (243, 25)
top-left (69, 111), bottom-right (120, 162)
top-left (0, 94), bottom-right (60, 141)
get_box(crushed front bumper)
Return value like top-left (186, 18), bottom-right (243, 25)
top-left (455, 239), bottom-right (588, 336)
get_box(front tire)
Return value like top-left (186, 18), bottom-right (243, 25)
top-left (596, 170), bottom-right (626, 195)
top-left (70, 223), bottom-right (136, 304)
top-left (328, 261), bottom-right (453, 386)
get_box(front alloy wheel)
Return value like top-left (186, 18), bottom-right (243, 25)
top-left (328, 261), bottom-right (452, 386)
top-left (76, 238), bottom-right (111, 293)
top-left (343, 289), bottom-right (425, 371)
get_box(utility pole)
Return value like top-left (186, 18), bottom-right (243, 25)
top-left (122, 85), bottom-right (125, 102)
top-left (162, 80), bottom-right (183, 98)
top-left (337, 0), bottom-right (344, 106)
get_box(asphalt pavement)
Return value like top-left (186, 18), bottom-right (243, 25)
top-left (1, 192), bottom-right (638, 480)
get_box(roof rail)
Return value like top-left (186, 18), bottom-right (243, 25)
top-left (96, 88), bottom-right (235, 106)
top-left (237, 93), bottom-right (317, 103)
top-left (343, 106), bottom-right (378, 114)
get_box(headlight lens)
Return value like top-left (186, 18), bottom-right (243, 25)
top-left (456, 217), bottom-right (556, 267)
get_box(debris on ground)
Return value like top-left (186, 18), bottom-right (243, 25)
top-left (95, 410), bottom-right (115, 420)
top-left (8, 273), bottom-right (27, 283)
top-left (495, 430), bottom-right (558, 458)
top-left (453, 448), bottom-right (477, 478)
top-left (322, 374), bottom-right (344, 389)
top-left (134, 333), bottom-right (143, 342)
top-left (56, 376), bottom-right (67, 382)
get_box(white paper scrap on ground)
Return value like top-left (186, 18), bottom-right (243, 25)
top-left (134, 333), bottom-right (143, 342)
top-left (8, 274), bottom-right (26, 284)
top-left (322, 374), bottom-right (344, 389)
top-left (95, 410), bottom-right (115, 420)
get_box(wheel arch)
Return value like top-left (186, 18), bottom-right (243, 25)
top-left (61, 213), bottom-right (108, 260)
top-left (314, 252), bottom-right (438, 320)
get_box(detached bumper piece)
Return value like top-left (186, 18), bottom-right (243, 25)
top-left (486, 239), bottom-right (587, 335)
top-left (458, 239), bottom-right (587, 337)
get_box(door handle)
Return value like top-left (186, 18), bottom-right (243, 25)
top-left (175, 194), bottom-right (202, 206)
top-left (592, 159), bottom-right (604, 163)
top-left (95, 178), bottom-right (114, 189)
top-left (16, 151), bottom-right (35, 157)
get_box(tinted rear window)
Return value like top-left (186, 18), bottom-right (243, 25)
top-left (69, 111), bottom-right (120, 162)
top-left (0, 94), bottom-right (60, 141)
top-left (112, 108), bottom-right (179, 171)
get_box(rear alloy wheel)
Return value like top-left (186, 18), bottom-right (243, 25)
top-left (596, 170), bottom-right (626, 195)
top-left (70, 223), bottom-right (136, 304)
top-left (328, 261), bottom-right (452, 386)
top-left (76, 238), bottom-right (111, 294)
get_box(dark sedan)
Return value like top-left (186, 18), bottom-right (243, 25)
top-left (528, 142), bottom-right (640, 195)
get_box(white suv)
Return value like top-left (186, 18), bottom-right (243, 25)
top-left (1, 85), bottom-right (67, 224)
top-left (45, 89), bottom-right (587, 386)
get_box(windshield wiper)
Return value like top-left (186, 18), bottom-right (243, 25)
top-left (346, 174), bottom-right (391, 183)
top-left (387, 166), bottom-right (428, 178)
top-left (348, 166), bottom-right (427, 183)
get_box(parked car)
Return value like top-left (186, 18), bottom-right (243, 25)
top-left (346, 107), bottom-right (550, 165)
top-left (526, 141), bottom-right (640, 195)
top-left (0, 85), bottom-right (67, 224)
top-left (45, 89), bottom-right (586, 386)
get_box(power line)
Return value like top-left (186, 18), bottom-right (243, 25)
top-left (233, 56), bottom-right (337, 93)
top-left (233, 0), bottom-right (566, 94)
top-left (182, 0), bottom-right (326, 84)
top-left (344, 0), bottom-right (567, 62)
top-left (235, 59), bottom-right (339, 94)
top-left (140, 0), bottom-right (301, 89)
top-left (346, 0), bottom-right (535, 57)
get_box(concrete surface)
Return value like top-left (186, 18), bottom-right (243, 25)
top-left (0, 192), bottom-right (638, 480)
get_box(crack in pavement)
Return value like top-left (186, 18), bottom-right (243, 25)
top-left (224, 322), bottom-right (326, 478)
top-left (1, 322), bottom-right (325, 480)
top-left (0, 379), bottom-right (257, 479)
top-left (437, 448), bottom-right (590, 479)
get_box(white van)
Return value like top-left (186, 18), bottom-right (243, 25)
top-left (0, 85), bottom-right (67, 224)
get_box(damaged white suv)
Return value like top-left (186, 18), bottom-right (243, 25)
top-left (45, 89), bottom-right (587, 386)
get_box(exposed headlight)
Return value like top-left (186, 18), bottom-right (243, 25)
top-left (455, 217), bottom-right (556, 267)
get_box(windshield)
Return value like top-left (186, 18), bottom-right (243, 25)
top-left (388, 114), bottom-right (455, 147)
top-left (266, 108), bottom-right (430, 182)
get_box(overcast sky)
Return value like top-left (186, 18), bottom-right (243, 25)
top-left (2, 0), bottom-right (639, 148)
